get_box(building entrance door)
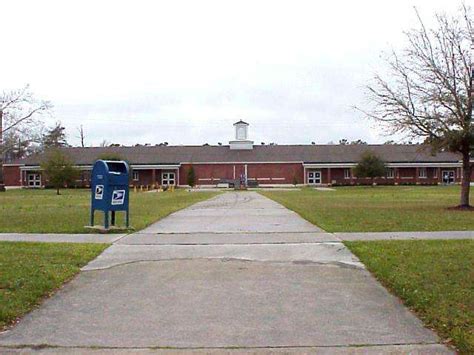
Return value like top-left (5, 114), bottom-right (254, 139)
top-left (442, 170), bottom-right (455, 184)
top-left (27, 173), bottom-right (41, 187)
top-left (307, 170), bottom-right (321, 185)
top-left (162, 172), bottom-right (176, 186)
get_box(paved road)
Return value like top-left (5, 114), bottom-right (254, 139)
top-left (0, 192), bottom-right (451, 354)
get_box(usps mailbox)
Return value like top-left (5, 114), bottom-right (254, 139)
top-left (90, 160), bottom-right (130, 229)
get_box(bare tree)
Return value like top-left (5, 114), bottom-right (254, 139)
top-left (0, 85), bottom-right (51, 191)
top-left (359, 6), bottom-right (473, 208)
top-left (76, 125), bottom-right (86, 147)
top-left (99, 139), bottom-right (110, 147)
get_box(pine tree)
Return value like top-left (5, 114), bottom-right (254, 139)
top-left (187, 165), bottom-right (196, 187)
top-left (42, 122), bottom-right (69, 149)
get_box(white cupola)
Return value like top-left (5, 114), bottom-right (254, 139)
top-left (229, 120), bottom-right (254, 150)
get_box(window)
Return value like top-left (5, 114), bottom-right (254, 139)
top-left (344, 169), bottom-right (351, 179)
top-left (418, 168), bottom-right (427, 178)
top-left (386, 168), bottom-right (394, 179)
top-left (133, 171), bottom-right (139, 181)
top-left (237, 127), bottom-right (246, 140)
top-left (162, 172), bottom-right (176, 186)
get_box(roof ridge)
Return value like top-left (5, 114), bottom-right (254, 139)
top-left (59, 143), bottom-right (430, 149)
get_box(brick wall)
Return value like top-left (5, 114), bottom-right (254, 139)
top-left (180, 163), bottom-right (304, 186)
top-left (3, 165), bottom-right (22, 186)
top-left (9, 163), bottom-right (467, 188)
top-left (180, 164), bottom-right (236, 185)
top-left (306, 167), bottom-right (458, 186)
top-left (248, 163), bottom-right (303, 185)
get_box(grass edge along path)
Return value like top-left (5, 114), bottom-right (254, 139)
top-left (0, 242), bottom-right (109, 330)
top-left (260, 186), bottom-right (474, 232)
top-left (0, 189), bottom-right (220, 234)
top-left (345, 239), bottom-right (474, 354)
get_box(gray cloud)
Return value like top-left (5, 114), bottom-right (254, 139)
top-left (1, 0), bottom-right (460, 147)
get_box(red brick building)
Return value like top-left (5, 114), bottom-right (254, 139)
top-left (3, 121), bottom-right (473, 188)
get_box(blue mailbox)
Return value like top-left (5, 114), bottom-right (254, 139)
top-left (90, 160), bottom-right (130, 229)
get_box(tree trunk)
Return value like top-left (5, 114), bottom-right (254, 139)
top-left (0, 157), bottom-right (5, 192)
top-left (56, 187), bottom-right (60, 195)
top-left (0, 110), bottom-right (5, 192)
top-left (460, 151), bottom-right (471, 208)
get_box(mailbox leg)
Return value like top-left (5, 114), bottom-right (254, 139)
top-left (126, 211), bottom-right (130, 228)
top-left (90, 209), bottom-right (95, 226)
top-left (104, 211), bottom-right (109, 230)
top-left (111, 211), bottom-right (116, 226)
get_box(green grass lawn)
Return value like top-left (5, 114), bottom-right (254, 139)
top-left (0, 189), bottom-right (219, 233)
top-left (260, 186), bottom-right (474, 232)
top-left (346, 240), bottom-right (474, 354)
top-left (0, 241), bottom-right (109, 329)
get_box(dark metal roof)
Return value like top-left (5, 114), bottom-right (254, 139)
top-left (233, 120), bottom-right (249, 126)
top-left (17, 144), bottom-right (461, 166)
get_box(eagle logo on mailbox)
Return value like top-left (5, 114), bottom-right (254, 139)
top-left (111, 190), bottom-right (126, 205)
top-left (95, 185), bottom-right (104, 200)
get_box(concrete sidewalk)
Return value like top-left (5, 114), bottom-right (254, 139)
top-left (0, 233), bottom-right (124, 244)
top-left (0, 192), bottom-right (452, 354)
top-left (336, 230), bottom-right (474, 241)
top-left (1, 230), bottom-right (472, 244)
top-left (137, 192), bottom-right (323, 234)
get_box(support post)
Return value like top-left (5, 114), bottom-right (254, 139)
top-left (327, 168), bottom-right (332, 186)
top-left (111, 211), bottom-right (116, 226)
top-left (244, 164), bottom-right (248, 186)
top-left (104, 211), bottom-right (109, 229)
top-left (90, 209), bottom-right (95, 226)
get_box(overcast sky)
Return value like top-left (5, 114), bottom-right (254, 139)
top-left (1, 0), bottom-right (464, 147)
